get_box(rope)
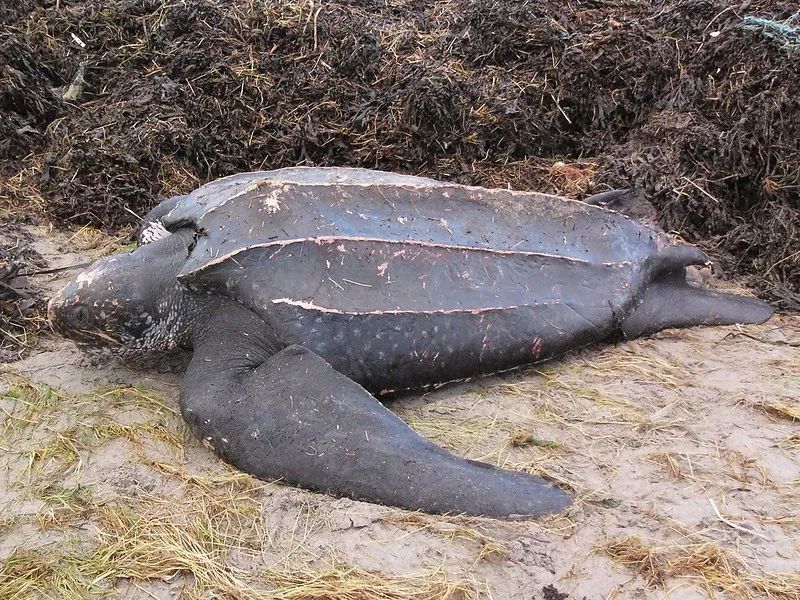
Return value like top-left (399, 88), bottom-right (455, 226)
top-left (742, 11), bottom-right (800, 50)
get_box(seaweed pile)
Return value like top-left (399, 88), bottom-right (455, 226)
top-left (0, 224), bottom-right (45, 360)
top-left (1, 0), bottom-right (798, 308)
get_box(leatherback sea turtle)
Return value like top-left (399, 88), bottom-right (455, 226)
top-left (48, 167), bottom-right (772, 517)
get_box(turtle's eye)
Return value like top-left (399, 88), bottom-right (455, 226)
top-left (69, 304), bottom-right (94, 329)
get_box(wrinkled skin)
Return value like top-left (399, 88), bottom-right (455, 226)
top-left (49, 230), bottom-right (198, 360)
top-left (48, 168), bottom-right (773, 518)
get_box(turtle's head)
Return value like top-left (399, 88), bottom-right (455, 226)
top-left (48, 230), bottom-right (195, 359)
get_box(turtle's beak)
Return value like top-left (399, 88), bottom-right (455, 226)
top-left (45, 258), bottom-right (119, 341)
top-left (46, 283), bottom-right (124, 348)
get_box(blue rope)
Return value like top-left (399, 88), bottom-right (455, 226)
top-left (742, 11), bottom-right (800, 50)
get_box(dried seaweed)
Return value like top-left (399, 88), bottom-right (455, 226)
top-left (0, 224), bottom-right (45, 360)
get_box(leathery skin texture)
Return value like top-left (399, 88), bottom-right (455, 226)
top-left (48, 167), bottom-right (773, 517)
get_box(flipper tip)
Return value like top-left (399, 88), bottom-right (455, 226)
top-left (443, 460), bottom-right (572, 518)
top-left (622, 277), bottom-right (774, 339)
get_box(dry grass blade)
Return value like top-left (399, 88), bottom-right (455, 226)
top-left (384, 512), bottom-right (508, 561)
top-left (580, 353), bottom-right (684, 389)
top-left (603, 536), bottom-right (667, 586)
top-left (602, 536), bottom-right (800, 599)
top-left (509, 430), bottom-right (559, 448)
top-left (25, 429), bottom-right (84, 476)
top-left (0, 373), bottom-right (189, 485)
top-left (779, 433), bottom-right (800, 451)
top-left (1, 372), bottom-right (62, 430)
top-left (0, 496), bottom-right (476, 600)
top-left (761, 400), bottom-right (800, 422)
top-left (647, 452), bottom-right (709, 484)
top-left (404, 413), bottom-right (513, 455)
top-left (262, 567), bottom-right (475, 600)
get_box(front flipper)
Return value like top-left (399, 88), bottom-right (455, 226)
top-left (180, 343), bottom-right (570, 518)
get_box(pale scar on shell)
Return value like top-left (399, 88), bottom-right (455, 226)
top-left (253, 184), bottom-right (290, 215)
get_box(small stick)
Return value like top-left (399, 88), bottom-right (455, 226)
top-left (123, 206), bottom-right (144, 221)
top-left (682, 177), bottom-right (720, 203)
top-left (709, 499), bottom-right (769, 540)
top-left (20, 262), bottom-right (92, 277)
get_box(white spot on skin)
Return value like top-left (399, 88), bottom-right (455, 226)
top-left (75, 262), bottom-right (112, 288)
top-left (260, 189), bottom-right (282, 214)
top-left (377, 262), bottom-right (389, 277)
top-left (140, 221), bottom-right (171, 244)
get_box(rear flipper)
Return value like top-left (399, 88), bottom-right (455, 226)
top-left (583, 189), bottom-right (632, 206)
top-left (621, 271), bottom-right (773, 339)
top-left (582, 189), bottom-right (659, 225)
top-left (181, 342), bottom-right (571, 518)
